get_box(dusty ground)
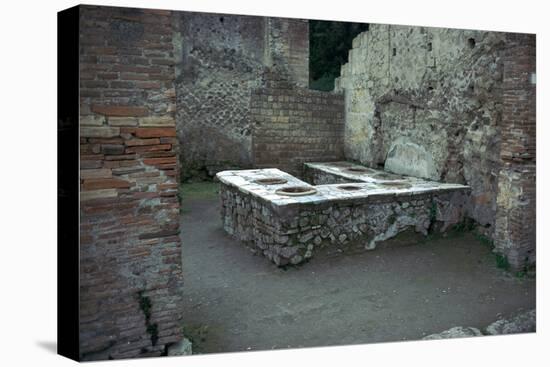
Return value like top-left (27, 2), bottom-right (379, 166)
top-left (178, 183), bottom-right (535, 354)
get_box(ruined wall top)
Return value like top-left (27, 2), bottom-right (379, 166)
top-left (174, 12), bottom-right (309, 87)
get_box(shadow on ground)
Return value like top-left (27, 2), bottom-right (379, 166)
top-left (36, 341), bottom-right (57, 354)
top-left (178, 183), bottom-right (535, 354)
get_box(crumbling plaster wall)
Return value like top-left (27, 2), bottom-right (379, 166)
top-left (335, 24), bottom-right (507, 231)
top-left (172, 13), bottom-right (309, 180)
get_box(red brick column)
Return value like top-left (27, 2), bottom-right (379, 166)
top-left (494, 33), bottom-right (536, 270)
top-left (78, 5), bottom-right (183, 360)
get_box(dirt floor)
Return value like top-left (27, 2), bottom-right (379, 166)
top-left (178, 183), bottom-right (535, 354)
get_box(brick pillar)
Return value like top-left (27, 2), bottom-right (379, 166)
top-left (265, 18), bottom-right (309, 87)
top-left (79, 5), bottom-right (184, 360)
top-left (494, 33), bottom-right (536, 270)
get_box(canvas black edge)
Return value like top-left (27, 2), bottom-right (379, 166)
top-left (57, 4), bottom-right (81, 362)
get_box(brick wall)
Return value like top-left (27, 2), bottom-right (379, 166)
top-left (494, 33), bottom-right (536, 270)
top-left (251, 73), bottom-right (345, 177)
top-left (266, 18), bottom-right (309, 87)
top-left (79, 5), bottom-right (183, 360)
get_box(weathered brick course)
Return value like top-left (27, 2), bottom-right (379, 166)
top-left (91, 105), bottom-right (149, 117)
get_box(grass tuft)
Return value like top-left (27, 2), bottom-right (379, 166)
top-left (180, 182), bottom-right (219, 201)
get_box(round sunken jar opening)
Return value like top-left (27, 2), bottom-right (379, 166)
top-left (337, 185), bottom-right (363, 191)
top-left (275, 186), bottom-right (318, 196)
top-left (253, 177), bottom-right (288, 185)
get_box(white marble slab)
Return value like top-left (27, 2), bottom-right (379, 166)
top-left (216, 165), bottom-right (469, 207)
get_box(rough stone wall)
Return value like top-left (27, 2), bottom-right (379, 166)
top-left (251, 74), bottom-right (345, 177)
top-left (494, 33), bottom-right (536, 270)
top-left (79, 5), bottom-right (184, 360)
top-left (335, 25), bottom-right (507, 233)
top-left (172, 13), bottom-right (309, 180)
top-left (172, 12), bottom-right (266, 180)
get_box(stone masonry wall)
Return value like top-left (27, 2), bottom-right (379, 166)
top-left (494, 33), bottom-right (536, 270)
top-left (79, 5), bottom-right (184, 360)
top-left (172, 12), bottom-right (266, 180)
top-left (335, 25), bottom-right (507, 235)
top-left (251, 73), bottom-right (345, 177)
top-left (172, 13), bottom-right (309, 181)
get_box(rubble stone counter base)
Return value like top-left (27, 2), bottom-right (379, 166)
top-left (217, 162), bottom-right (469, 266)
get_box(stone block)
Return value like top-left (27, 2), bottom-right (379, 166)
top-left (108, 117), bottom-right (139, 126)
top-left (135, 127), bottom-right (177, 138)
top-left (80, 160), bottom-right (103, 169)
top-left (167, 338), bottom-right (192, 356)
top-left (91, 105), bottom-right (149, 117)
top-left (81, 126), bottom-right (120, 138)
top-left (80, 188), bottom-right (118, 201)
top-left (82, 178), bottom-right (131, 190)
top-left (384, 138), bottom-right (439, 181)
top-left (111, 167), bottom-right (146, 175)
top-left (143, 157), bottom-right (177, 165)
top-left (126, 144), bottom-right (171, 154)
top-left (80, 168), bottom-right (112, 180)
top-left (126, 138), bottom-right (161, 146)
top-left (101, 144), bottom-right (125, 155)
top-left (80, 115), bottom-right (105, 126)
top-left (485, 309), bottom-right (535, 335)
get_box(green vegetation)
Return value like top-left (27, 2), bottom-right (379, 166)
top-left (475, 232), bottom-right (494, 248)
top-left (429, 201), bottom-right (437, 223)
top-left (137, 291), bottom-right (159, 346)
top-left (309, 20), bottom-right (369, 91)
top-left (514, 263), bottom-right (536, 279)
top-left (180, 182), bottom-right (220, 201)
top-left (452, 217), bottom-right (475, 232)
top-left (495, 253), bottom-right (510, 271)
top-left (441, 220), bottom-right (534, 278)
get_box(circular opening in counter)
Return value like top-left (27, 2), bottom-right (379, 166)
top-left (275, 186), bottom-right (318, 196)
top-left (337, 185), bottom-right (363, 191)
top-left (378, 182), bottom-right (412, 189)
top-left (253, 178), bottom-right (288, 185)
top-left (374, 172), bottom-right (403, 180)
top-left (346, 167), bottom-right (370, 173)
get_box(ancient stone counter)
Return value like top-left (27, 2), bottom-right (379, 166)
top-left (217, 165), bottom-right (469, 266)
